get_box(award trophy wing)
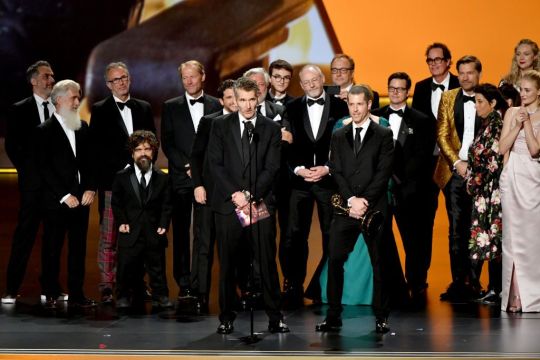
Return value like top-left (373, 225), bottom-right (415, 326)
top-left (331, 194), bottom-right (383, 237)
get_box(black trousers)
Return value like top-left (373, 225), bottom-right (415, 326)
top-left (171, 189), bottom-right (193, 290)
top-left (442, 173), bottom-right (482, 286)
top-left (327, 214), bottom-right (389, 319)
top-left (215, 212), bottom-right (282, 323)
top-left (5, 189), bottom-right (43, 294)
top-left (190, 202), bottom-right (215, 296)
top-left (392, 186), bottom-right (432, 292)
top-left (41, 204), bottom-right (89, 300)
top-left (281, 185), bottom-right (334, 296)
top-left (117, 237), bottom-right (168, 300)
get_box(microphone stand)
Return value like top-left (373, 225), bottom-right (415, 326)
top-left (240, 125), bottom-right (261, 344)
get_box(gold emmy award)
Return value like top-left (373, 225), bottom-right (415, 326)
top-left (331, 194), bottom-right (384, 237)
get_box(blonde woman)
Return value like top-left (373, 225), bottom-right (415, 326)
top-left (500, 39), bottom-right (540, 90)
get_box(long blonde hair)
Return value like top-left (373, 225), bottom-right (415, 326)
top-left (501, 39), bottom-right (540, 86)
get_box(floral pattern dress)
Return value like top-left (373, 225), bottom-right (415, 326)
top-left (466, 111), bottom-right (504, 262)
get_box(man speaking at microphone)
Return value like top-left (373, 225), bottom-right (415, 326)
top-left (207, 77), bottom-right (288, 335)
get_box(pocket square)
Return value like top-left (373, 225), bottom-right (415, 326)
top-left (408, 128), bottom-right (414, 134)
top-left (273, 114), bottom-right (282, 121)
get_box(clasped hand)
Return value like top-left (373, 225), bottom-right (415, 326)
top-left (349, 197), bottom-right (368, 219)
top-left (298, 166), bottom-right (329, 182)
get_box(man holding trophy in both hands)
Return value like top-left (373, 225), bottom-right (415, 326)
top-left (316, 85), bottom-right (394, 334)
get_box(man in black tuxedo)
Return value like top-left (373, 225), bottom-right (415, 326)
top-left (411, 43), bottom-right (460, 293)
top-left (330, 54), bottom-right (379, 108)
top-left (2, 61), bottom-right (56, 304)
top-left (316, 85), bottom-right (393, 334)
top-left (207, 77), bottom-right (288, 335)
top-left (35, 80), bottom-right (96, 308)
top-left (112, 130), bottom-right (173, 309)
top-left (161, 60), bottom-right (222, 299)
top-left (267, 59), bottom-right (295, 106)
top-left (190, 79), bottom-right (238, 313)
top-left (372, 72), bottom-right (436, 305)
top-left (282, 64), bottom-right (348, 308)
top-left (89, 61), bottom-right (155, 303)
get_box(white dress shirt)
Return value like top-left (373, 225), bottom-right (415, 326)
top-left (388, 105), bottom-right (406, 140)
top-left (186, 92), bottom-right (205, 133)
top-left (135, 163), bottom-right (153, 185)
top-left (54, 112), bottom-right (79, 204)
top-left (33, 94), bottom-right (55, 123)
top-left (114, 95), bottom-right (134, 135)
top-left (306, 92), bottom-right (326, 139)
top-left (431, 72), bottom-right (451, 118)
top-left (458, 90), bottom-right (477, 161)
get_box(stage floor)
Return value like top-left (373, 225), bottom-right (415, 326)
top-left (1, 174), bottom-right (540, 358)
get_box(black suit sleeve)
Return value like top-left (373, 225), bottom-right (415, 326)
top-left (158, 175), bottom-right (173, 229)
top-left (111, 174), bottom-right (128, 227)
top-left (161, 101), bottom-right (190, 169)
top-left (5, 104), bottom-right (22, 168)
top-left (329, 131), bottom-right (355, 201)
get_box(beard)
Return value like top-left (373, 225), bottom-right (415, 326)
top-left (135, 155), bottom-right (152, 173)
top-left (58, 106), bottom-right (82, 131)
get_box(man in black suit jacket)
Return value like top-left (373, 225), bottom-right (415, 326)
top-left (190, 79), bottom-right (237, 312)
top-left (112, 130), bottom-right (173, 309)
top-left (266, 59), bottom-right (295, 106)
top-left (372, 72), bottom-right (436, 305)
top-left (411, 43), bottom-right (460, 294)
top-left (282, 64), bottom-right (348, 308)
top-left (207, 77), bottom-right (288, 335)
top-left (89, 62), bottom-right (155, 303)
top-left (36, 80), bottom-right (96, 308)
top-left (330, 54), bottom-right (380, 108)
top-left (2, 61), bottom-right (56, 304)
top-left (161, 60), bottom-right (222, 299)
top-left (316, 85), bottom-right (393, 334)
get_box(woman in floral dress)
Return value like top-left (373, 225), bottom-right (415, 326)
top-left (467, 84), bottom-right (508, 305)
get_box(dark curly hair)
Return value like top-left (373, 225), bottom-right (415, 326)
top-left (127, 130), bottom-right (159, 155)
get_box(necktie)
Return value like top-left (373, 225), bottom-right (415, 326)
top-left (242, 121), bottom-right (254, 164)
top-left (189, 97), bottom-right (204, 106)
top-left (431, 82), bottom-right (445, 92)
top-left (354, 127), bottom-right (362, 155)
top-left (388, 108), bottom-right (404, 117)
top-left (42, 101), bottom-right (50, 120)
top-left (140, 173), bottom-right (148, 201)
top-left (307, 97), bottom-right (325, 106)
top-left (463, 95), bottom-right (475, 103)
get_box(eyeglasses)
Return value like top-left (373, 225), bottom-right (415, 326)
top-left (331, 67), bottom-right (352, 74)
top-left (388, 87), bottom-right (407, 93)
top-left (271, 74), bottom-right (291, 82)
top-left (107, 75), bottom-right (129, 85)
top-left (426, 57), bottom-right (446, 65)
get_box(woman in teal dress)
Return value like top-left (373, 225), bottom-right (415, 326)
top-left (313, 115), bottom-right (408, 306)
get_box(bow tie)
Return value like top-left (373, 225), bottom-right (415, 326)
top-left (307, 97), bottom-right (325, 106)
top-left (116, 100), bottom-right (133, 110)
top-left (189, 97), bottom-right (204, 106)
top-left (388, 108), bottom-right (404, 117)
top-left (431, 82), bottom-right (445, 92)
top-left (463, 95), bottom-right (475, 103)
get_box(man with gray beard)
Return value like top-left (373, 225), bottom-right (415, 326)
top-left (35, 80), bottom-right (96, 309)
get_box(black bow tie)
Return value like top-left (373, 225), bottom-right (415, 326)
top-left (189, 97), bottom-right (204, 106)
top-left (463, 95), bottom-right (475, 103)
top-left (116, 100), bottom-right (133, 110)
top-left (388, 108), bottom-right (404, 117)
top-left (307, 97), bottom-right (325, 106)
top-left (431, 82), bottom-right (445, 92)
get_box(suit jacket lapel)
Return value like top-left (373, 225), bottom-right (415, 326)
top-left (315, 97), bottom-right (330, 141)
top-left (228, 113), bottom-right (243, 163)
top-left (52, 115), bottom-right (76, 160)
top-left (129, 170), bottom-right (142, 205)
top-left (29, 97), bottom-right (42, 126)
top-left (107, 96), bottom-right (129, 136)
top-left (360, 121), bottom-right (375, 153)
top-left (397, 108), bottom-right (411, 147)
top-left (454, 91), bottom-right (465, 140)
top-left (180, 97), bottom-right (196, 134)
top-left (302, 97), bottom-right (316, 142)
top-left (344, 124), bottom-right (355, 155)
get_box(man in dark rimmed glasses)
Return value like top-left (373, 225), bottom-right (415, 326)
top-left (89, 61), bottom-right (155, 304)
top-left (267, 59), bottom-right (295, 106)
top-left (330, 53), bottom-right (379, 109)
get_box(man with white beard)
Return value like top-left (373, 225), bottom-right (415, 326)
top-left (35, 80), bottom-right (97, 309)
